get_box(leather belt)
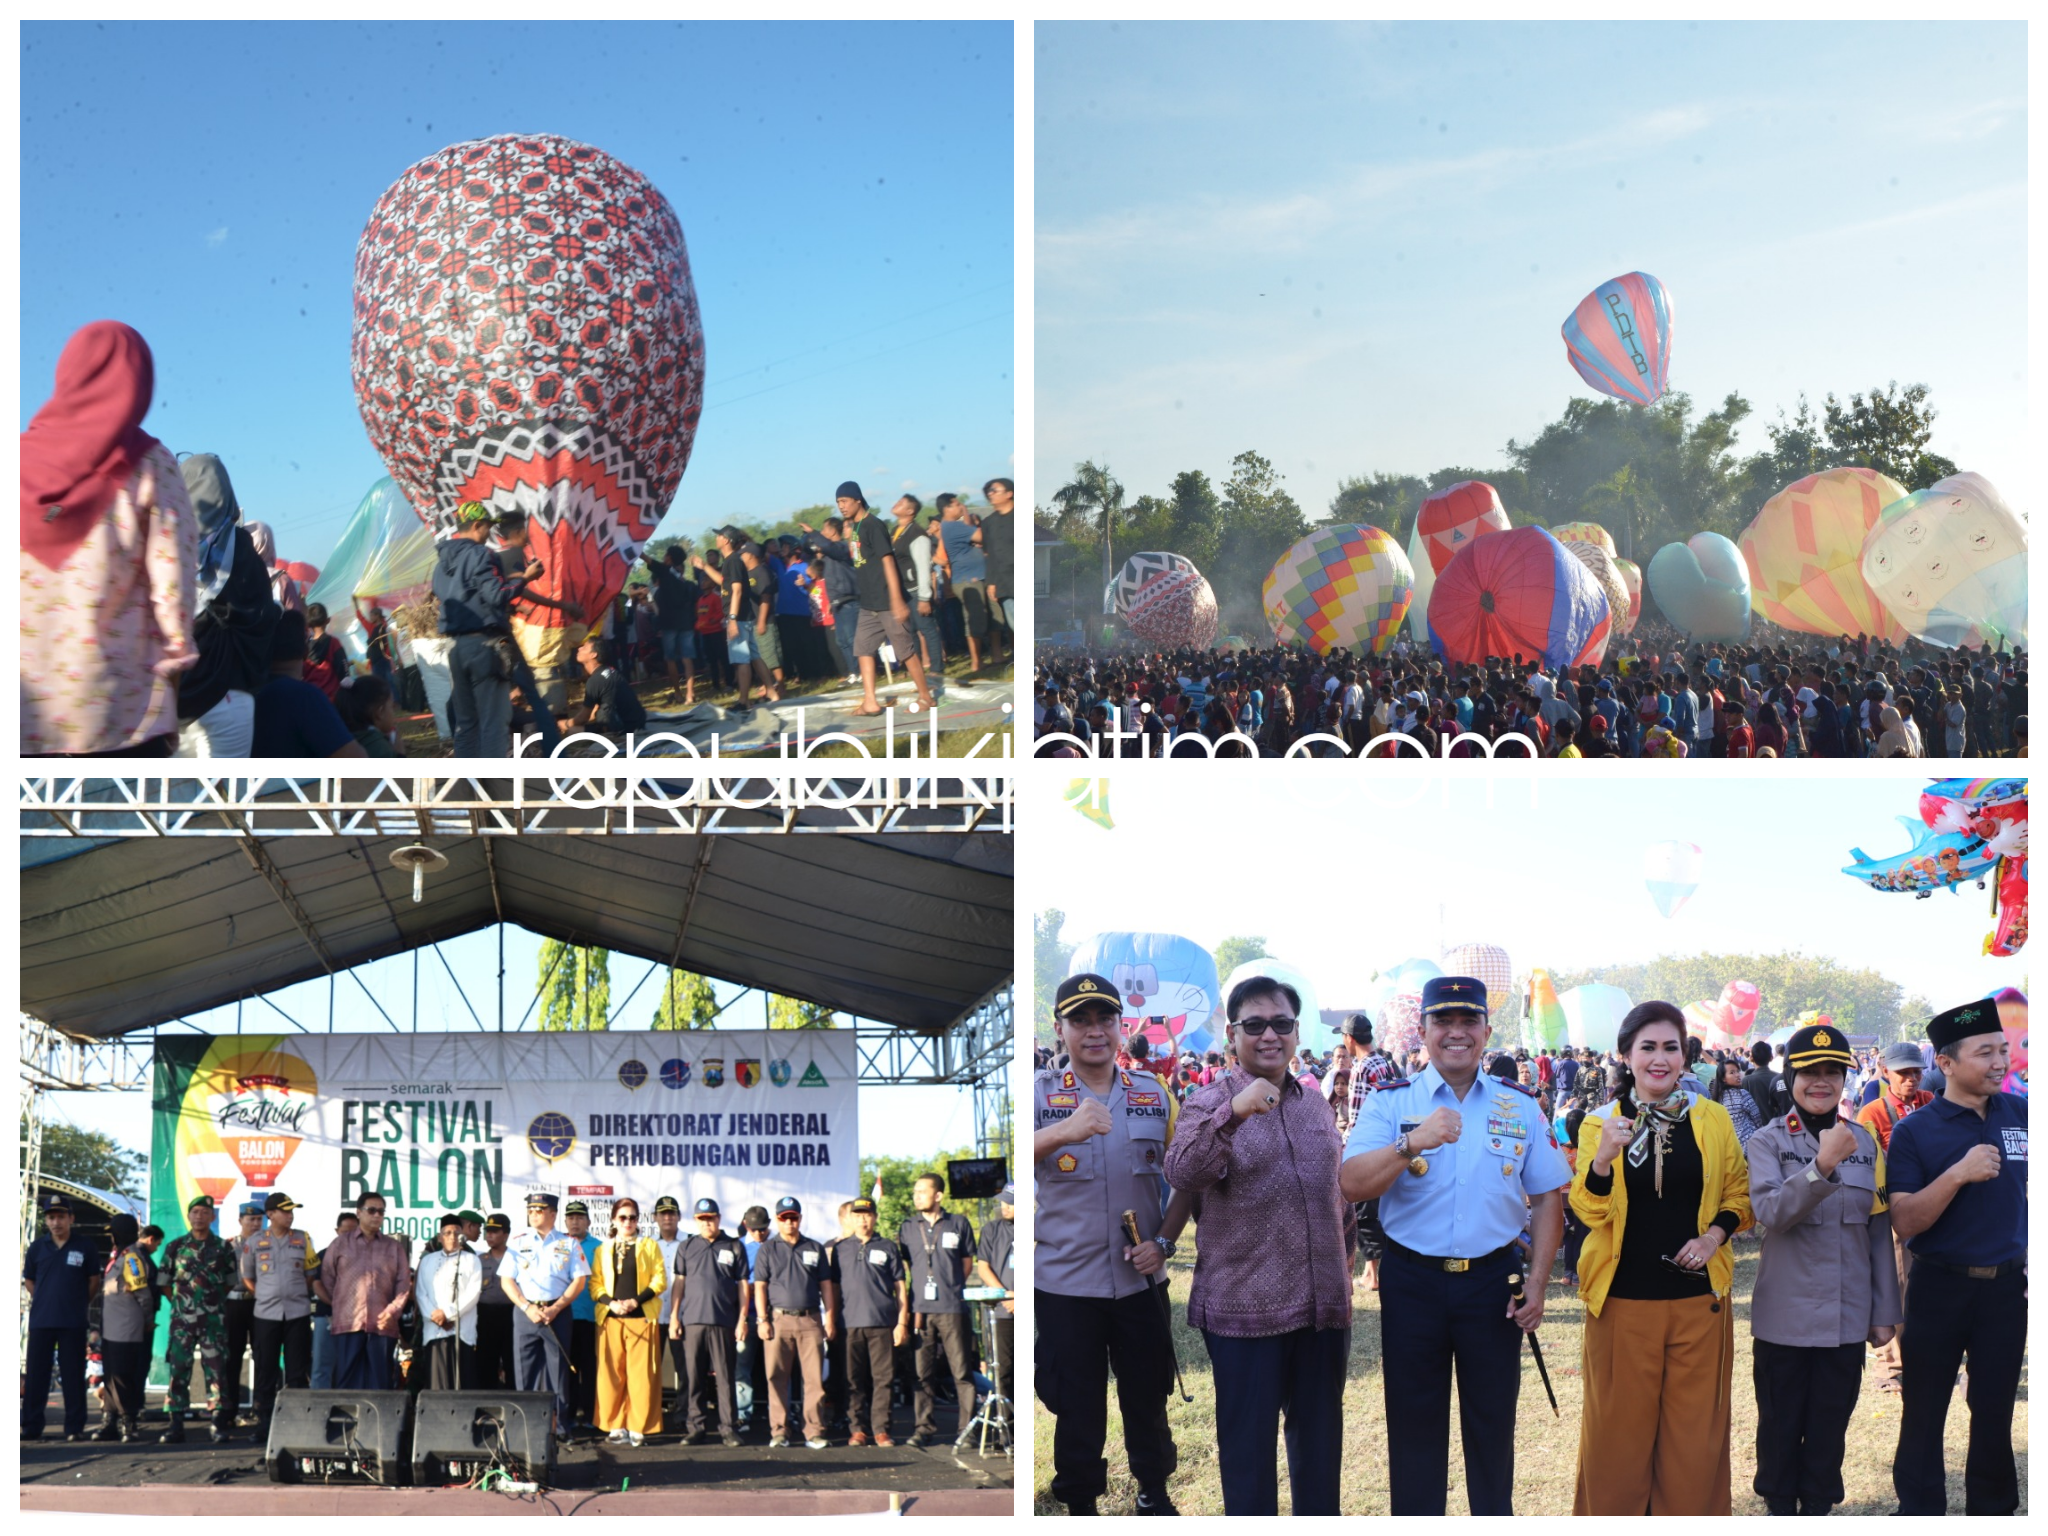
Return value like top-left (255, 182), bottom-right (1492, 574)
top-left (775, 1307), bottom-right (815, 1317)
top-left (1912, 1254), bottom-right (2024, 1280)
top-left (1384, 1239), bottom-right (1517, 1274)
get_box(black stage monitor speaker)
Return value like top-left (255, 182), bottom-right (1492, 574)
top-left (946, 1157), bottom-right (1008, 1200)
top-left (264, 1389), bottom-right (413, 1485)
top-left (411, 1390), bottom-right (557, 1487)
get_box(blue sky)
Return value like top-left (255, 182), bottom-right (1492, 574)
top-left (21, 20), bottom-right (1013, 569)
top-left (1036, 21), bottom-right (2025, 514)
top-left (45, 924), bottom-right (988, 1168)
top-left (1034, 774), bottom-right (2025, 1023)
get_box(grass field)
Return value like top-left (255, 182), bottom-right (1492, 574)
top-left (1031, 1234), bottom-right (2028, 1516)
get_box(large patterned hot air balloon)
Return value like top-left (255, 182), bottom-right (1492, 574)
top-left (1549, 520), bottom-right (1616, 556)
top-left (1562, 271), bottom-right (1673, 407)
top-left (1739, 467), bottom-right (1909, 640)
top-left (351, 133), bottom-right (705, 647)
top-left (1427, 526), bottom-right (1612, 669)
top-left (1263, 524), bottom-right (1413, 654)
top-left (1440, 942), bottom-right (1513, 1013)
top-left (1108, 551), bottom-right (1219, 649)
top-left (1860, 472), bottom-right (2028, 650)
top-left (1415, 481), bottom-right (1512, 576)
top-left (1647, 531), bottom-right (1751, 641)
top-left (1562, 538), bottom-right (1634, 639)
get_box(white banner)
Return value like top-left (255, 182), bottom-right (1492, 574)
top-left (154, 1030), bottom-right (860, 1243)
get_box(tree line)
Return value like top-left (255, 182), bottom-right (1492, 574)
top-left (535, 940), bottom-right (835, 1031)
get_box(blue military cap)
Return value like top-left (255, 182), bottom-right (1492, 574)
top-left (1420, 975), bottom-right (1489, 1017)
top-left (239, 1199), bottom-right (267, 1217)
top-left (694, 1198), bottom-right (720, 1216)
top-left (524, 1191), bottom-right (560, 1210)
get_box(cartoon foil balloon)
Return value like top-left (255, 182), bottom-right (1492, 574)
top-left (1859, 472), bottom-right (2027, 651)
top-left (1924, 779), bottom-right (2034, 957)
top-left (1561, 271), bottom-right (1673, 408)
top-left (1738, 467), bottom-right (1909, 640)
top-left (1263, 524), bottom-right (1414, 655)
top-left (1992, 987), bottom-right (2027, 1092)
top-left (1844, 816), bottom-right (1999, 897)
top-left (1066, 931), bottom-right (1221, 1056)
top-left (351, 133), bottom-right (705, 636)
top-left (1427, 526), bottom-right (1612, 669)
top-left (1110, 551), bottom-right (1220, 649)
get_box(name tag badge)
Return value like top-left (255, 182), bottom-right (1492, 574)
top-left (924, 1278), bottom-right (938, 1301)
top-left (801, 1250), bottom-right (818, 1268)
top-left (717, 1250), bottom-right (735, 1268)
top-left (867, 1248), bottom-right (892, 1267)
top-left (66, 1251), bottom-right (83, 1268)
top-left (941, 1232), bottom-right (959, 1250)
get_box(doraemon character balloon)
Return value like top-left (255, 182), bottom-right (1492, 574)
top-left (1739, 467), bottom-right (1909, 640)
top-left (1428, 526), bottom-right (1612, 669)
top-left (1066, 931), bottom-right (1221, 1055)
top-left (1859, 472), bottom-right (2027, 651)
top-left (1109, 551), bottom-right (1220, 649)
top-left (1647, 531), bottom-right (1751, 641)
top-left (1562, 271), bottom-right (1673, 407)
top-left (352, 133), bottom-right (705, 641)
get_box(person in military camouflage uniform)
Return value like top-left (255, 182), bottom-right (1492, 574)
top-left (155, 1194), bottom-right (238, 1443)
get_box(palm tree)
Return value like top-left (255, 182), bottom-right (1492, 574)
top-left (1052, 461), bottom-right (1127, 587)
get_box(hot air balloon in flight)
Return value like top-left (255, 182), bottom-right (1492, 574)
top-left (351, 133), bottom-right (705, 652)
top-left (1108, 551), bottom-right (1220, 649)
top-left (1066, 931), bottom-right (1221, 1056)
top-left (1643, 840), bottom-right (1704, 917)
top-left (1428, 526), bottom-right (1612, 669)
top-left (1859, 473), bottom-right (2028, 651)
top-left (1562, 271), bottom-right (1673, 407)
top-left (1560, 983), bottom-right (1631, 1053)
top-left (1647, 531), bottom-right (1751, 641)
top-left (1562, 538), bottom-right (1635, 639)
top-left (1415, 481), bottom-right (1512, 576)
top-left (1263, 524), bottom-right (1413, 654)
top-left (1738, 467), bottom-right (1910, 640)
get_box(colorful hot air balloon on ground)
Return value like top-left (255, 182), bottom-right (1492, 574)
top-left (1560, 983), bottom-right (1631, 1053)
top-left (1644, 840), bottom-right (1704, 917)
top-left (1525, 969), bottom-right (1568, 1050)
top-left (1379, 991), bottom-right (1423, 1058)
top-left (1562, 539), bottom-right (1634, 639)
top-left (1562, 271), bottom-right (1673, 407)
top-left (1549, 521), bottom-right (1616, 556)
top-left (1683, 980), bottom-right (1760, 1050)
top-left (1739, 467), bottom-right (1909, 640)
top-left (1647, 531), bottom-right (1751, 641)
top-left (1613, 556), bottom-right (1643, 629)
top-left (1405, 523), bottom-right (1437, 644)
top-left (1860, 473), bottom-right (2027, 651)
top-left (1263, 524), bottom-right (1413, 654)
top-left (1415, 481), bottom-right (1512, 576)
top-left (1108, 551), bottom-right (1220, 649)
top-left (1066, 931), bottom-right (1221, 1056)
top-left (351, 133), bottom-right (705, 649)
top-left (1428, 526), bottom-right (1612, 668)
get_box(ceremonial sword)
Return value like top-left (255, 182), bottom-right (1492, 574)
top-left (1123, 1209), bottom-right (1192, 1404)
top-left (1507, 1269), bottom-right (1558, 1416)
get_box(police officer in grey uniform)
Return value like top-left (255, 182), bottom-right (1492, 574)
top-left (241, 1192), bottom-right (322, 1443)
top-left (1034, 973), bottom-right (1181, 1517)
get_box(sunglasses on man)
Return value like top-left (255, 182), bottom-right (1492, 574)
top-left (1235, 1014), bottom-right (1297, 1036)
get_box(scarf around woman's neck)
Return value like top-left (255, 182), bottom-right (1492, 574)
top-left (1625, 1083), bottom-right (1699, 1199)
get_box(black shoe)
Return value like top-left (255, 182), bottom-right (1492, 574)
top-left (120, 1422), bottom-right (140, 1444)
top-left (906, 1433), bottom-right (930, 1449)
top-left (162, 1419), bottom-right (186, 1445)
top-left (21, 1430), bottom-right (44, 1442)
top-left (1135, 1486), bottom-right (1179, 1516)
top-left (212, 1425), bottom-right (233, 1444)
top-left (1064, 1499), bottom-right (1098, 1516)
top-left (64, 1433), bottom-right (85, 1443)
top-left (93, 1422), bottom-right (121, 1443)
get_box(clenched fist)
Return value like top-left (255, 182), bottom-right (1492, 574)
top-left (1815, 1120), bottom-right (1859, 1177)
top-left (1954, 1143), bottom-right (2002, 1184)
top-left (1408, 1106), bottom-right (1462, 1153)
top-left (1064, 1098), bottom-right (1113, 1143)
top-left (1232, 1078), bottom-right (1281, 1121)
top-left (1594, 1113), bottom-right (1636, 1171)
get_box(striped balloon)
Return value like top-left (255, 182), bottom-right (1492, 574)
top-left (1263, 524), bottom-right (1414, 655)
top-left (1562, 271), bottom-right (1673, 408)
top-left (1739, 467), bottom-right (1909, 640)
top-left (1427, 526), bottom-right (1612, 669)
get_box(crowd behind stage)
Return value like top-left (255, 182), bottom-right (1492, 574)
top-left (1032, 622), bottom-right (2027, 758)
top-left (23, 322), bottom-right (1016, 759)
top-left (22, 1176), bottom-right (1015, 1458)
top-left (1033, 973), bottom-right (2026, 1517)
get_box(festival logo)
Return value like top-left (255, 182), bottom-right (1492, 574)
top-left (618, 1059), bottom-right (648, 1090)
top-left (702, 1058), bottom-right (725, 1089)
top-left (735, 1059), bottom-right (762, 1089)
top-left (203, 1048), bottom-right (319, 1191)
top-left (660, 1058), bottom-right (692, 1089)
top-left (768, 1059), bottom-right (792, 1088)
top-left (797, 1062), bottom-right (829, 1088)
top-left (527, 1112), bottom-right (578, 1164)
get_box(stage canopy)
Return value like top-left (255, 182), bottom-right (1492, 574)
top-left (23, 819), bottom-right (1011, 1042)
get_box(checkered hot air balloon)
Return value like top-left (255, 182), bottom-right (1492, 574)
top-left (1108, 551), bottom-right (1219, 649)
top-left (1263, 524), bottom-right (1413, 655)
top-left (1427, 526), bottom-right (1612, 669)
top-left (1562, 271), bottom-right (1673, 408)
top-left (1739, 467), bottom-right (1910, 641)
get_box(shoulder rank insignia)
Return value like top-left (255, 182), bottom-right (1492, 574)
top-left (1374, 1077), bottom-right (1412, 1092)
top-left (1785, 1111), bottom-right (1803, 1135)
top-left (1061, 1070), bottom-right (1076, 1090)
top-left (1118, 1069), bottom-right (1132, 1088)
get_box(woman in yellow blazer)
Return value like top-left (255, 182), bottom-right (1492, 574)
top-left (1570, 1001), bottom-right (1753, 1514)
top-left (587, 1198), bottom-right (669, 1446)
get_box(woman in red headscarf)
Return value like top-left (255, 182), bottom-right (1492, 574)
top-left (22, 321), bottom-right (197, 755)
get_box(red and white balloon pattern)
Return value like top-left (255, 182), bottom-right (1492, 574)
top-left (1112, 551), bottom-right (1220, 649)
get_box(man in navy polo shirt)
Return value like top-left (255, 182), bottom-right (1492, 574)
top-left (21, 1196), bottom-right (97, 1441)
top-left (1885, 999), bottom-right (2027, 1515)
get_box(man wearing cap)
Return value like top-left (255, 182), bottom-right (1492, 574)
top-left (649, 1196), bottom-right (686, 1413)
top-left (22, 1196), bottom-right (97, 1442)
top-left (433, 498), bottom-right (543, 756)
top-left (416, 1213), bottom-right (485, 1391)
top-left (972, 1185), bottom-right (1017, 1417)
top-left (242, 1192), bottom-right (322, 1441)
top-left (219, 1199), bottom-right (263, 1427)
top-left (501, 1193), bottom-right (590, 1437)
top-left (668, 1197), bottom-right (751, 1445)
top-left (1856, 1042), bottom-right (1936, 1394)
top-left (460, 1210), bottom-right (487, 1256)
top-left (474, 1213), bottom-right (517, 1390)
top-left (844, 479), bottom-right (936, 718)
top-left (754, 1196), bottom-right (838, 1448)
top-left (902, 1173), bottom-right (978, 1449)
top-left (1885, 1001), bottom-right (2028, 1515)
top-left (1340, 975), bottom-right (1569, 1516)
top-left (560, 1200), bottom-right (603, 1430)
top-left (157, 1194), bottom-right (239, 1442)
top-left (831, 1196), bottom-right (909, 1445)
top-left (588, 1198), bottom-right (667, 1446)
top-left (325, 1191), bottom-right (412, 1392)
top-left (1034, 972), bottom-right (1183, 1516)
top-left (1744, 1022), bottom-right (1902, 1515)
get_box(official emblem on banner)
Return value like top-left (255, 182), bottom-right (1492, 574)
top-left (527, 1112), bottom-right (577, 1164)
top-left (798, 1061), bottom-right (828, 1087)
top-left (736, 1059), bottom-right (762, 1089)
top-left (617, 1059), bottom-right (648, 1090)
top-left (702, 1058), bottom-right (725, 1088)
top-left (660, 1058), bottom-right (691, 1089)
top-left (768, 1059), bottom-right (792, 1087)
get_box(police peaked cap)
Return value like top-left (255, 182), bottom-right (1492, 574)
top-left (1055, 973), bottom-right (1122, 1017)
top-left (1420, 976), bottom-right (1488, 1016)
top-left (1783, 1023), bottom-right (1855, 1073)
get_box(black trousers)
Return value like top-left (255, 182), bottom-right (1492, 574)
top-left (22, 1326), bottom-right (88, 1437)
top-left (914, 1311), bottom-right (976, 1437)
top-left (1035, 1286), bottom-right (1178, 1508)
top-left (846, 1325), bottom-right (896, 1435)
top-left (1752, 1338), bottom-right (1863, 1513)
top-left (681, 1322), bottom-right (738, 1434)
top-left (1203, 1325), bottom-right (1349, 1515)
top-left (222, 1300), bottom-right (255, 1413)
top-left (423, 1335), bottom-right (475, 1392)
top-left (1379, 1245), bottom-right (1522, 1515)
top-left (825, 1313), bottom-right (850, 1419)
top-left (1893, 1262), bottom-right (2026, 1514)
top-left (475, 1305), bottom-right (516, 1390)
top-left (99, 1338), bottom-right (150, 1427)
top-left (250, 1314), bottom-right (312, 1429)
top-left (570, 1317), bottom-right (598, 1422)
top-left (990, 1310), bottom-right (1015, 1405)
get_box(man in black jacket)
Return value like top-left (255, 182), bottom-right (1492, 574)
top-left (799, 513), bottom-right (861, 680)
top-left (434, 501), bottom-right (540, 756)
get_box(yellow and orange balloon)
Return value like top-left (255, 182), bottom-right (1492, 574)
top-left (1738, 467), bottom-right (1909, 640)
